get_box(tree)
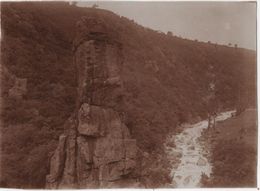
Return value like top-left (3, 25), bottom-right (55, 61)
top-left (206, 64), bottom-right (218, 129)
top-left (92, 4), bottom-right (99, 8)
top-left (70, 1), bottom-right (77, 6)
top-left (167, 31), bottom-right (173, 36)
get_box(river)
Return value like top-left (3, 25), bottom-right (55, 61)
top-left (165, 110), bottom-right (236, 188)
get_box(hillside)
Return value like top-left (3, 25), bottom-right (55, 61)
top-left (201, 109), bottom-right (257, 187)
top-left (0, 2), bottom-right (256, 188)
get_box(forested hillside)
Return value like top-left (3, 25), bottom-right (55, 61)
top-left (0, 2), bottom-right (256, 188)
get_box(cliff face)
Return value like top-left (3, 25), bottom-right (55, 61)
top-left (46, 16), bottom-right (138, 188)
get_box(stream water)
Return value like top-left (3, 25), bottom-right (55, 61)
top-left (166, 110), bottom-right (236, 188)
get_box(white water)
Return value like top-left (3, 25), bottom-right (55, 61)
top-left (166, 110), bottom-right (236, 188)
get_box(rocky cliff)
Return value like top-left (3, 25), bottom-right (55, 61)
top-left (45, 16), bottom-right (138, 188)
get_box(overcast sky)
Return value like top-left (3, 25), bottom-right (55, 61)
top-left (77, 1), bottom-right (256, 50)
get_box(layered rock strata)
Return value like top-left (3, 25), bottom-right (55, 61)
top-left (46, 16), bottom-right (137, 188)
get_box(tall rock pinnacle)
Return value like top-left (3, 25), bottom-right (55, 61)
top-left (46, 16), bottom-right (138, 189)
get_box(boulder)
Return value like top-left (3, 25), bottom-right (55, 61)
top-left (188, 145), bottom-right (195, 150)
top-left (183, 175), bottom-right (192, 185)
top-left (170, 150), bottom-right (182, 158)
top-left (166, 141), bottom-right (175, 148)
top-left (197, 157), bottom-right (207, 166)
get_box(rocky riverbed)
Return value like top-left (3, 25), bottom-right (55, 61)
top-left (165, 111), bottom-right (236, 188)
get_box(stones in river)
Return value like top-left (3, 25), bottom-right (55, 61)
top-left (186, 161), bottom-right (196, 165)
top-left (188, 145), bottom-right (195, 150)
top-left (166, 141), bottom-right (175, 147)
top-left (171, 180), bottom-right (177, 187)
top-left (183, 131), bottom-right (189, 135)
top-left (178, 136), bottom-right (185, 143)
top-left (187, 140), bottom-right (193, 145)
top-left (186, 151), bottom-right (195, 155)
top-left (183, 175), bottom-right (192, 185)
top-left (176, 175), bottom-right (182, 179)
top-left (170, 150), bottom-right (182, 158)
top-left (197, 157), bottom-right (207, 166)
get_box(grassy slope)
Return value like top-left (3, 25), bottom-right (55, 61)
top-left (0, 2), bottom-right (256, 188)
top-left (201, 109), bottom-right (257, 187)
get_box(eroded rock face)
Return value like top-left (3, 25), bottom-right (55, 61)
top-left (46, 16), bottom-right (138, 188)
top-left (46, 135), bottom-right (67, 188)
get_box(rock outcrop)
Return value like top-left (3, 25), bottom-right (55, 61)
top-left (46, 16), bottom-right (138, 188)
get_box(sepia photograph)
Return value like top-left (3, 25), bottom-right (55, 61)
top-left (0, 1), bottom-right (257, 189)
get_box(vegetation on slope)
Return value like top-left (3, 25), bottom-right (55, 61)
top-left (0, 2), bottom-right (256, 188)
top-left (201, 109), bottom-right (257, 187)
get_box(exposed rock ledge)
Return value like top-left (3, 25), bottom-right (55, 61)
top-left (46, 16), bottom-right (138, 189)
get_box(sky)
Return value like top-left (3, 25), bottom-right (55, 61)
top-left (77, 1), bottom-right (256, 50)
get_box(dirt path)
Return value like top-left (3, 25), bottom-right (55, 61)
top-left (165, 111), bottom-right (235, 188)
